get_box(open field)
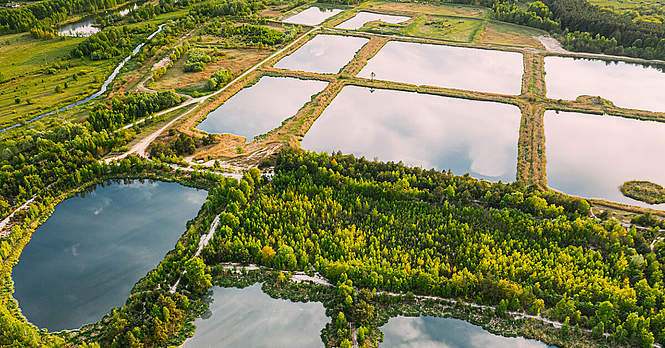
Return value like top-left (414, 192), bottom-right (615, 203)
top-left (362, 1), bottom-right (489, 18)
top-left (0, 33), bottom-right (114, 128)
top-left (475, 21), bottom-right (545, 48)
top-left (363, 15), bottom-right (482, 42)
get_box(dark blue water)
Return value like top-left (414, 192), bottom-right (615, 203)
top-left (12, 180), bottom-right (207, 331)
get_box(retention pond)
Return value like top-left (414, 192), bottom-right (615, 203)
top-left (359, 41), bottom-right (524, 94)
top-left (301, 86), bottom-right (521, 182)
top-left (544, 110), bottom-right (665, 209)
top-left (274, 34), bottom-right (369, 74)
top-left (545, 56), bottom-right (665, 112)
top-left (195, 76), bottom-right (328, 141)
top-left (282, 6), bottom-right (344, 26)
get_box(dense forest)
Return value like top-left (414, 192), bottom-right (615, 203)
top-left (443, 0), bottom-right (665, 60)
top-left (545, 0), bottom-right (665, 59)
top-left (0, 0), bottom-right (122, 33)
top-left (202, 21), bottom-right (289, 46)
top-left (187, 149), bottom-right (664, 347)
top-left (86, 90), bottom-right (185, 131)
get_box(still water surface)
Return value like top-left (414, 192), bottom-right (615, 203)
top-left (196, 76), bottom-right (328, 141)
top-left (183, 284), bottom-right (328, 347)
top-left (301, 86), bottom-right (521, 182)
top-left (544, 110), bottom-right (665, 209)
top-left (545, 56), bottom-right (665, 112)
top-left (12, 180), bottom-right (207, 331)
top-left (58, 18), bottom-right (100, 37)
top-left (336, 11), bottom-right (410, 30)
top-left (381, 316), bottom-right (554, 348)
top-left (274, 34), bottom-right (369, 74)
top-left (282, 6), bottom-right (343, 25)
top-left (359, 41), bottom-right (524, 94)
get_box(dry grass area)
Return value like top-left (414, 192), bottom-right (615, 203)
top-left (516, 103), bottom-right (546, 186)
top-left (150, 48), bottom-right (273, 94)
top-left (521, 52), bottom-right (546, 98)
top-left (364, 1), bottom-right (488, 18)
top-left (475, 22), bottom-right (544, 49)
top-left (340, 36), bottom-right (389, 75)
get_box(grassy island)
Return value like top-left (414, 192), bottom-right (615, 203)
top-left (621, 181), bottom-right (665, 205)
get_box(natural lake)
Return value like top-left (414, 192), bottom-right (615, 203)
top-left (282, 6), bottom-right (343, 25)
top-left (183, 284), bottom-right (328, 347)
top-left (381, 316), bottom-right (554, 348)
top-left (359, 41), bottom-right (524, 94)
top-left (544, 110), bottom-right (665, 209)
top-left (12, 180), bottom-right (207, 331)
top-left (196, 76), bottom-right (328, 141)
top-left (544, 56), bottom-right (665, 112)
top-left (301, 86), bottom-right (521, 182)
top-left (335, 11), bottom-right (410, 30)
top-left (274, 34), bottom-right (369, 74)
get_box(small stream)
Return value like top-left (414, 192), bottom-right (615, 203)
top-left (0, 24), bottom-right (165, 134)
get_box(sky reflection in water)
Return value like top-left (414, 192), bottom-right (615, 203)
top-left (282, 6), bottom-right (343, 25)
top-left (545, 56), bottom-right (665, 112)
top-left (545, 110), bottom-right (665, 209)
top-left (301, 86), bottom-right (521, 182)
top-left (335, 11), bottom-right (410, 30)
top-left (274, 34), bottom-right (369, 74)
top-left (381, 316), bottom-right (554, 348)
top-left (359, 41), bottom-right (524, 94)
top-left (183, 284), bottom-right (328, 348)
top-left (12, 181), bottom-right (207, 331)
top-left (196, 76), bottom-right (328, 141)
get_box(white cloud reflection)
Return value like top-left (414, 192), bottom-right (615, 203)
top-left (302, 86), bottom-right (521, 182)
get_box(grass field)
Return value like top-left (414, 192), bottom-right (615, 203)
top-left (475, 21), bottom-right (545, 48)
top-left (363, 1), bottom-right (488, 18)
top-left (402, 15), bottom-right (481, 42)
top-left (0, 33), bottom-right (114, 129)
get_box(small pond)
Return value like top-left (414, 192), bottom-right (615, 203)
top-left (359, 41), bottom-right (524, 94)
top-left (544, 110), bottom-right (665, 209)
top-left (58, 18), bottom-right (100, 37)
top-left (183, 284), bottom-right (329, 347)
top-left (381, 316), bottom-right (555, 347)
top-left (282, 6), bottom-right (344, 26)
top-left (12, 180), bottom-right (207, 331)
top-left (57, 3), bottom-right (138, 37)
top-left (544, 56), bottom-right (665, 112)
top-left (335, 11), bottom-right (410, 30)
top-left (301, 86), bottom-right (521, 182)
top-left (195, 76), bottom-right (328, 141)
top-left (274, 34), bottom-right (369, 74)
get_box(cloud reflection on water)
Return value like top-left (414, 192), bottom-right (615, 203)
top-left (545, 110), bottom-right (665, 209)
top-left (302, 86), bottom-right (521, 182)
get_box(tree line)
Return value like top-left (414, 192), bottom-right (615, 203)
top-left (86, 90), bottom-right (185, 131)
top-left (0, 0), bottom-right (121, 33)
